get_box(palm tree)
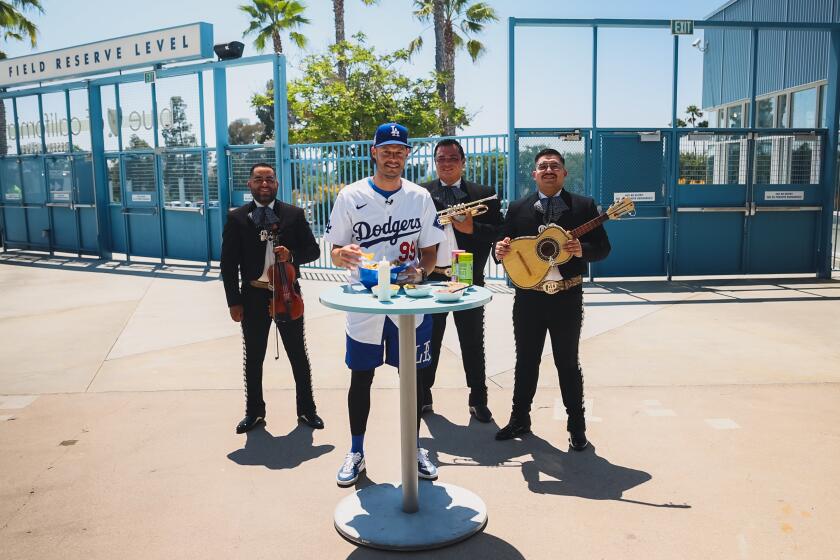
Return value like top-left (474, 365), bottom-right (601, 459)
top-left (0, 0), bottom-right (43, 156)
top-left (240, 0), bottom-right (310, 55)
top-left (686, 105), bottom-right (704, 127)
top-left (332, 0), bottom-right (377, 81)
top-left (411, 0), bottom-right (497, 135)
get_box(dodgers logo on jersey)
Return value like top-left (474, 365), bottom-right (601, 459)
top-left (432, 214), bottom-right (444, 230)
top-left (352, 216), bottom-right (422, 248)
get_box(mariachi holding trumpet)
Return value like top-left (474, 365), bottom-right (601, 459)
top-left (419, 139), bottom-right (503, 423)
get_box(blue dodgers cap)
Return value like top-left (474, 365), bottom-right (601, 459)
top-left (373, 122), bottom-right (410, 147)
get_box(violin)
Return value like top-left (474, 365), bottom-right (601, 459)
top-left (265, 225), bottom-right (304, 324)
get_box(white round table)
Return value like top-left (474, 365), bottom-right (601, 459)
top-left (319, 282), bottom-right (492, 550)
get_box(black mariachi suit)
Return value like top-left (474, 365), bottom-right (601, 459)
top-left (500, 189), bottom-right (610, 432)
top-left (420, 178), bottom-right (502, 407)
top-left (221, 200), bottom-right (321, 419)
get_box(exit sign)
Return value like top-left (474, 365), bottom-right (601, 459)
top-left (144, 71), bottom-right (156, 84)
top-left (671, 20), bottom-right (694, 35)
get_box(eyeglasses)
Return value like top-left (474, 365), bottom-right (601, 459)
top-left (250, 177), bottom-right (276, 183)
top-left (536, 163), bottom-right (564, 172)
top-left (377, 150), bottom-right (408, 160)
top-left (434, 156), bottom-right (463, 164)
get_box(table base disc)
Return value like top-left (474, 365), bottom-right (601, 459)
top-left (334, 481), bottom-right (487, 551)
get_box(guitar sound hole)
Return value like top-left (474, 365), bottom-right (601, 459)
top-left (536, 239), bottom-right (559, 262)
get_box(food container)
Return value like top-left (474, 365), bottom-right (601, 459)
top-left (374, 284), bottom-right (401, 299)
top-left (359, 261), bottom-right (408, 289)
top-left (403, 284), bottom-right (434, 298)
top-left (433, 289), bottom-right (464, 302)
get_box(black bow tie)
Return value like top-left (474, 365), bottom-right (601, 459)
top-left (535, 195), bottom-right (567, 224)
top-left (250, 205), bottom-right (279, 228)
top-left (436, 184), bottom-right (468, 208)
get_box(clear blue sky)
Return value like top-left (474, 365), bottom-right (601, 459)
top-left (4, 0), bottom-right (727, 136)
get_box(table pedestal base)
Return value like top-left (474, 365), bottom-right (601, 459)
top-left (334, 481), bottom-right (487, 551)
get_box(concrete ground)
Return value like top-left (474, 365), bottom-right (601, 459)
top-left (1, 251), bottom-right (839, 560)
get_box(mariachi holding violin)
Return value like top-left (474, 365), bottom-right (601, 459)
top-left (220, 162), bottom-right (324, 435)
top-left (255, 217), bottom-right (304, 324)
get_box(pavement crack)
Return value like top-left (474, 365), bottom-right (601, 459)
top-left (85, 278), bottom-right (155, 392)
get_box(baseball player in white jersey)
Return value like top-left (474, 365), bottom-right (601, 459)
top-left (326, 122), bottom-right (445, 487)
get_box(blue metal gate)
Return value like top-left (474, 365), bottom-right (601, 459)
top-left (506, 17), bottom-right (839, 279)
top-left (673, 128), bottom-right (825, 275)
top-left (1, 52), bottom-right (285, 265)
top-left (592, 130), bottom-right (670, 277)
top-left (1, 89), bottom-right (99, 256)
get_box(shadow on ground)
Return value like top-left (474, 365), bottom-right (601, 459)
top-left (226, 424), bottom-right (334, 469)
top-left (422, 413), bottom-right (690, 508)
top-left (345, 532), bottom-right (524, 559)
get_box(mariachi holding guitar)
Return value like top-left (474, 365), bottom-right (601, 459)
top-left (502, 196), bottom-right (635, 290)
top-left (493, 147), bottom-right (613, 451)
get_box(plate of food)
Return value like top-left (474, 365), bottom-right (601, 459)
top-left (403, 284), bottom-right (434, 298)
top-left (373, 283), bottom-right (401, 299)
top-left (433, 283), bottom-right (469, 302)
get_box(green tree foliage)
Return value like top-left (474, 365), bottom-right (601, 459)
top-left (161, 96), bottom-right (196, 148)
top-left (240, 0), bottom-right (309, 55)
top-left (127, 134), bottom-right (151, 149)
top-left (228, 118), bottom-right (264, 146)
top-left (0, 0), bottom-right (43, 156)
top-left (332, 0), bottom-right (378, 81)
top-left (251, 34), bottom-right (469, 144)
top-left (685, 104), bottom-right (703, 127)
top-left (411, 0), bottom-right (497, 135)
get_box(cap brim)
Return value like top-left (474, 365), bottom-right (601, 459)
top-left (374, 140), bottom-right (410, 147)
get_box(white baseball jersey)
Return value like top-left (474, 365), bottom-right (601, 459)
top-left (325, 177), bottom-right (446, 344)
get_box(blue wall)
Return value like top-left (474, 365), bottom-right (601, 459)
top-left (702, 0), bottom-right (836, 108)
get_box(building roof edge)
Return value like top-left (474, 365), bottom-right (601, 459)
top-left (704, 0), bottom-right (740, 21)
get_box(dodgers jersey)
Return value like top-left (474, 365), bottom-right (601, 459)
top-left (325, 177), bottom-right (446, 344)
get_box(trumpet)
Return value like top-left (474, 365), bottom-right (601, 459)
top-left (437, 194), bottom-right (498, 225)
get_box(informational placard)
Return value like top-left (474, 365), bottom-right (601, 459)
top-left (243, 193), bottom-right (253, 202)
top-left (764, 191), bottom-right (805, 201)
top-left (5, 192), bottom-right (22, 200)
top-left (52, 191), bottom-right (71, 201)
top-left (0, 23), bottom-right (213, 88)
top-left (131, 193), bottom-right (153, 203)
top-left (614, 192), bottom-right (656, 202)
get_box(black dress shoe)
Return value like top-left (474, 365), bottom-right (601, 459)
top-left (236, 415), bottom-right (264, 434)
top-left (469, 404), bottom-right (493, 423)
top-left (569, 431), bottom-right (589, 451)
top-left (298, 412), bottom-right (325, 429)
top-left (495, 418), bottom-right (531, 440)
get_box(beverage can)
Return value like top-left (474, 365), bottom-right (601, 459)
top-left (457, 252), bottom-right (473, 286)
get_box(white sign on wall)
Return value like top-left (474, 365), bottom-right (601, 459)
top-left (0, 23), bottom-right (213, 88)
top-left (131, 193), bottom-right (153, 203)
top-left (614, 192), bottom-right (656, 202)
top-left (764, 191), bottom-right (805, 201)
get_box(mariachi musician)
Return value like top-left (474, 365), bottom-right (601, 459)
top-left (420, 139), bottom-right (502, 423)
top-left (494, 148), bottom-right (610, 450)
top-left (220, 162), bottom-right (324, 434)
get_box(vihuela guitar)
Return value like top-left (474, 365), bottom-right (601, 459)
top-left (502, 196), bottom-right (635, 289)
